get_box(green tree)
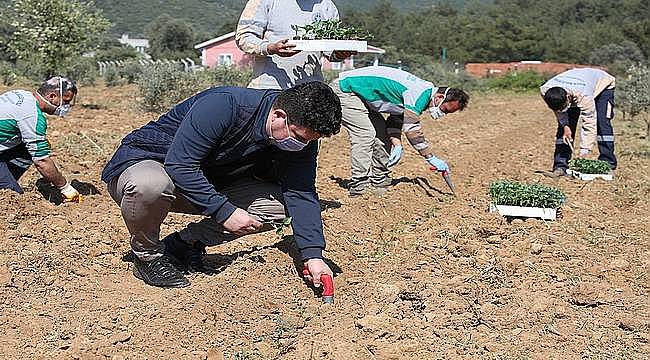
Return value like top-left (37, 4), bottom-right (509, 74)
top-left (618, 64), bottom-right (650, 138)
top-left (146, 14), bottom-right (197, 60)
top-left (589, 41), bottom-right (646, 76)
top-left (8, 0), bottom-right (110, 77)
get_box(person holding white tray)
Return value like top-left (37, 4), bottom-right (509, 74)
top-left (235, 0), bottom-right (353, 89)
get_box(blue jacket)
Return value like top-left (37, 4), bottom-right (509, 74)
top-left (102, 87), bottom-right (325, 259)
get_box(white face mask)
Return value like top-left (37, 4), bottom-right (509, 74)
top-left (271, 119), bottom-right (309, 152)
top-left (430, 88), bottom-right (450, 120)
top-left (37, 78), bottom-right (72, 117)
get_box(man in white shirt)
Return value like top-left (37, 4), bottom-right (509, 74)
top-left (540, 68), bottom-right (617, 176)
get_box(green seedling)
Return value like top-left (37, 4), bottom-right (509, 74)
top-left (291, 20), bottom-right (372, 40)
top-left (489, 180), bottom-right (566, 209)
top-left (264, 217), bottom-right (293, 237)
top-left (569, 158), bottom-right (611, 174)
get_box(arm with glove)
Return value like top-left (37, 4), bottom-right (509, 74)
top-left (401, 110), bottom-right (450, 173)
top-left (33, 157), bottom-right (81, 202)
top-left (20, 121), bottom-right (81, 202)
top-left (386, 114), bottom-right (403, 167)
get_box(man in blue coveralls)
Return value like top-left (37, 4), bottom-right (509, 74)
top-left (102, 82), bottom-right (342, 288)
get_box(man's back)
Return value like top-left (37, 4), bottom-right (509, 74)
top-left (541, 68), bottom-right (615, 98)
top-left (0, 90), bottom-right (50, 159)
top-left (338, 66), bottom-right (434, 115)
top-left (101, 87), bottom-right (279, 184)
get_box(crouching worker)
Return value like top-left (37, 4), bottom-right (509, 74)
top-left (101, 82), bottom-right (342, 288)
top-left (331, 66), bottom-right (469, 197)
top-left (540, 68), bottom-right (617, 177)
top-left (0, 76), bottom-right (81, 202)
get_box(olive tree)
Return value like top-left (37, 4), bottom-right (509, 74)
top-left (9, 0), bottom-right (110, 78)
top-left (618, 64), bottom-right (650, 137)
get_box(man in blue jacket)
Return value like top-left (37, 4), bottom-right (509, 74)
top-left (102, 82), bottom-right (342, 288)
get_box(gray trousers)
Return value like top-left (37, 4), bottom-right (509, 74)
top-left (107, 160), bottom-right (286, 260)
top-left (331, 81), bottom-right (391, 191)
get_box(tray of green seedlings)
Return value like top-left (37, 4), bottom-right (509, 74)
top-left (288, 19), bottom-right (370, 52)
top-left (488, 180), bottom-right (566, 220)
top-left (566, 159), bottom-right (613, 181)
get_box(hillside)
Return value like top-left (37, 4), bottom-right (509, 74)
top-left (95, 0), bottom-right (483, 37)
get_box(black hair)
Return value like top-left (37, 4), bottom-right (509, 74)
top-left (37, 76), bottom-right (78, 97)
top-left (543, 87), bottom-right (568, 111)
top-left (438, 87), bottom-right (470, 111)
top-left (273, 81), bottom-right (342, 137)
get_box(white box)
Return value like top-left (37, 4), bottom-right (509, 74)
top-left (288, 40), bottom-right (368, 52)
top-left (489, 203), bottom-right (557, 220)
top-left (566, 169), bottom-right (613, 181)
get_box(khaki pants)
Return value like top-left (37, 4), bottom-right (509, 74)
top-left (107, 160), bottom-right (286, 260)
top-left (331, 81), bottom-right (391, 192)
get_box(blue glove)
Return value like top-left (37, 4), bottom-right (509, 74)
top-left (387, 145), bottom-right (403, 167)
top-left (425, 156), bottom-right (449, 172)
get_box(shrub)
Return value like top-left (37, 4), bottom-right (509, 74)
top-left (103, 66), bottom-right (123, 87)
top-left (569, 159), bottom-right (611, 174)
top-left (104, 61), bottom-right (145, 86)
top-left (120, 61), bottom-right (144, 84)
top-left (489, 180), bottom-right (566, 209)
top-left (618, 64), bottom-right (650, 137)
top-left (63, 57), bottom-right (98, 86)
top-left (199, 65), bottom-right (252, 88)
top-left (136, 63), bottom-right (201, 113)
top-left (482, 70), bottom-right (549, 92)
top-left (0, 61), bottom-right (18, 85)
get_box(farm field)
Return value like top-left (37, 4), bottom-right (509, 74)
top-left (0, 84), bottom-right (648, 359)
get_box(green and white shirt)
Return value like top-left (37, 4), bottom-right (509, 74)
top-left (0, 90), bottom-right (51, 160)
top-left (338, 66), bottom-right (434, 116)
top-left (338, 66), bottom-right (437, 158)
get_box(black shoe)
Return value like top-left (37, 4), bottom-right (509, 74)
top-left (132, 255), bottom-right (190, 288)
top-left (163, 232), bottom-right (213, 274)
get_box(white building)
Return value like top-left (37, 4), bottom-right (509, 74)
top-left (119, 34), bottom-right (150, 54)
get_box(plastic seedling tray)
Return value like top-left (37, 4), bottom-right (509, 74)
top-left (489, 203), bottom-right (557, 220)
top-left (566, 169), bottom-right (613, 181)
top-left (288, 39), bottom-right (368, 52)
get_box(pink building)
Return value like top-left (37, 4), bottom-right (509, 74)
top-left (194, 32), bottom-right (385, 70)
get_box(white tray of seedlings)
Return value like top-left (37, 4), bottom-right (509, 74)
top-left (288, 39), bottom-right (368, 52)
top-left (567, 159), bottom-right (613, 181)
top-left (488, 180), bottom-right (566, 221)
top-left (288, 20), bottom-right (370, 52)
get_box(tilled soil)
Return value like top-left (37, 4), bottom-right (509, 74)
top-left (1, 84), bottom-right (648, 359)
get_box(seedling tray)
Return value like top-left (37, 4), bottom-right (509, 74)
top-left (489, 203), bottom-right (557, 220)
top-left (288, 40), bottom-right (368, 52)
top-left (566, 169), bottom-right (613, 181)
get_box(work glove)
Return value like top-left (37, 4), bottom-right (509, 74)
top-left (59, 181), bottom-right (82, 203)
top-left (425, 155), bottom-right (449, 173)
top-left (387, 145), bottom-right (403, 168)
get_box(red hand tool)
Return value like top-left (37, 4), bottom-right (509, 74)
top-left (303, 266), bottom-right (334, 304)
top-left (430, 166), bottom-right (457, 195)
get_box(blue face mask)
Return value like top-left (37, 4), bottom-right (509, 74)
top-left (272, 119), bottom-right (309, 151)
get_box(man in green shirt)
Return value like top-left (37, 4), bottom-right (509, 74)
top-left (331, 66), bottom-right (469, 196)
top-left (0, 76), bottom-right (82, 202)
